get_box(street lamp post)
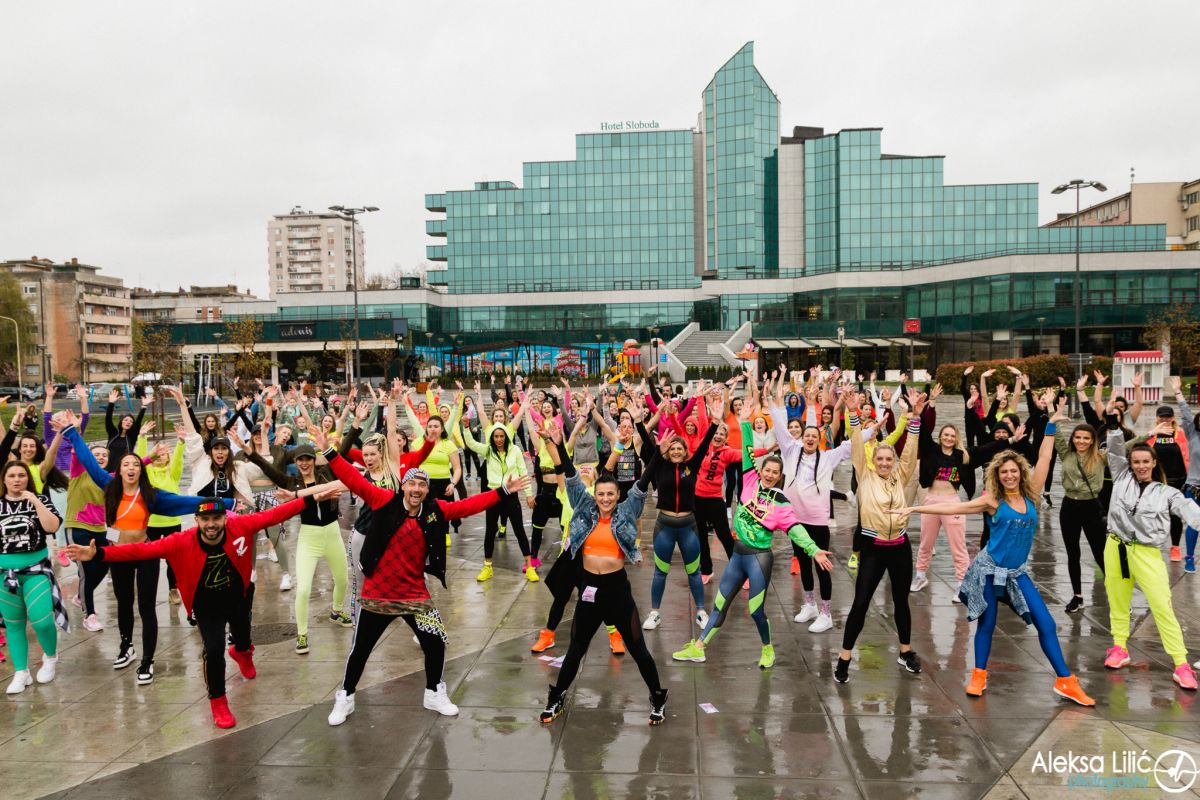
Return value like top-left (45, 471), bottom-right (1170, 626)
top-left (328, 205), bottom-right (379, 386)
top-left (1051, 179), bottom-right (1106, 395)
top-left (0, 316), bottom-right (23, 396)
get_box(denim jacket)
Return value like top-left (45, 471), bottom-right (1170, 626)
top-left (563, 471), bottom-right (645, 563)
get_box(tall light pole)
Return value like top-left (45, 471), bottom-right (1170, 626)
top-left (328, 205), bottom-right (379, 385)
top-left (1051, 179), bottom-right (1106, 394)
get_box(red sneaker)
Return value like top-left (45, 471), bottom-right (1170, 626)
top-left (531, 629), bottom-right (556, 653)
top-left (1170, 546), bottom-right (1183, 563)
top-left (228, 644), bottom-right (256, 679)
top-left (790, 557), bottom-right (800, 575)
top-left (210, 696), bottom-right (237, 729)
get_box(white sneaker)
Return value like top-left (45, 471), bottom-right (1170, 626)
top-left (423, 682), bottom-right (459, 716)
top-left (642, 611), bottom-right (662, 630)
top-left (695, 609), bottom-right (709, 629)
top-left (794, 603), bottom-right (818, 624)
top-left (279, 573), bottom-right (293, 592)
top-left (6, 670), bottom-right (32, 694)
top-left (328, 689), bottom-right (355, 726)
top-left (83, 613), bottom-right (103, 632)
top-left (808, 613), bottom-right (833, 633)
top-left (268, 548), bottom-right (279, 563)
top-left (36, 656), bottom-right (57, 684)
top-left (910, 575), bottom-right (929, 592)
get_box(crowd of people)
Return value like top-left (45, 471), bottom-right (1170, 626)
top-left (1, 363), bottom-right (1198, 731)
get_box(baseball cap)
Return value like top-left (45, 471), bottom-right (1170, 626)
top-left (195, 498), bottom-right (225, 516)
top-left (1156, 405), bottom-right (1175, 418)
top-left (292, 444), bottom-right (316, 459)
top-left (208, 436), bottom-right (232, 450)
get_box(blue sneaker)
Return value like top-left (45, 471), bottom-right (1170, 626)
top-left (1186, 555), bottom-right (1195, 574)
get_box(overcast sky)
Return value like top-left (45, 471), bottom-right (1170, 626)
top-left (4, 1), bottom-right (1197, 297)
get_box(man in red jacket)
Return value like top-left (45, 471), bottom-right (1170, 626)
top-left (66, 484), bottom-right (340, 728)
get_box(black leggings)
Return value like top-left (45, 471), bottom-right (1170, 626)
top-left (429, 478), bottom-right (460, 531)
top-left (485, 491), bottom-right (530, 559)
top-left (342, 607), bottom-right (447, 693)
top-left (71, 529), bottom-right (109, 615)
top-left (1059, 496), bottom-right (1107, 596)
top-left (695, 495), bottom-right (734, 575)
top-left (111, 558), bottom-right (160, 659)
top-left (555, 570), bottom-right (661, 694)
top-left (1170, 478), bottom-right (1185, 546)
top-left (196, 592), bottom-right (252, 699)
top-left (723, 461), bottom-right (742, 508)
top-left (842, 536), bottom-right (913, 651)
top-left (147, 524), bottom-right (179, 590)
top-left (530, 482), bottom-right (562, 558)
top-left (795, 524), bottom-right (832, 600)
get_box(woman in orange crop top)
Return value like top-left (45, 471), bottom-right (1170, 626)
top-left (582, 519), bottom-right (623, 562)
top-left (104, 453), bottom-right (166, 681)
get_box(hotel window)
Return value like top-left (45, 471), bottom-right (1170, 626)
top-left (1188, 215), bottom-right (1200, 233)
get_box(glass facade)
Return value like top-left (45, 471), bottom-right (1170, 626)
top-left (804, 129), bottom-right (1163, 273)
top-left (428, 131), bottom-right (698, 295)
top-left (702, 42), bottom-right (780, 279)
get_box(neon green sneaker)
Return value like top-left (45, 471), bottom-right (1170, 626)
top-left (672, 640), bottom-right (706, 663)
top-left (847, 553), bottom-right (859, 575)
top-left (525, 566), bottom-right (540, 583)
top-left (758, 644), bottom-right (775, 670)
top-left (476, 564), bottom-right (494, 582)
top-left (295, 634), bottom-right (309, 654)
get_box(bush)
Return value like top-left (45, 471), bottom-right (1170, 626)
top-left (934, 354), bottom-right (1114, 394)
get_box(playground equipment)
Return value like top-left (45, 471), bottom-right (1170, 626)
top-left (606, 339), bottom-right (643, 383)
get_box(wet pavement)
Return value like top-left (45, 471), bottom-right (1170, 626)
top-left (2, 401), bottom-right (1200, 799)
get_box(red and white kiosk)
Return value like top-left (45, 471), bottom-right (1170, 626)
top-left (1112, 350), bottom-right (1165, 403)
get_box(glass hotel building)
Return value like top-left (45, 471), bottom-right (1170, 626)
top-left (204, 43), bottom-right (1198, 371)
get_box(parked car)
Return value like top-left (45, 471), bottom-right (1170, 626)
top-left (0, 386), bottom-right (38, 402)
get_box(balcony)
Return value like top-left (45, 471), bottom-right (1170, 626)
top-left (426, 244), bottom-right (447, 261)
top-left (426, 219), bottom-right (447, 237)
top-left (424, 193), bottom-right (446, 212)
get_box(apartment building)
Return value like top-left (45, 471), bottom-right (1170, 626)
top-left (0, 257), bottom-right (133, 383)
top-left (267, 207), bottom-right (365, 297)
top-left (1045, 179), bottom-right (1200, 249)
top-left (133, 285), bottom-right (258, 324)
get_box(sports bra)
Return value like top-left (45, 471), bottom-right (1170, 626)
top-left (582, 518), bottom-right (622, 560)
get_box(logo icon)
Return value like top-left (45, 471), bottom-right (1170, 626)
top-left (233, 536), bottom-right (247, 557)
top-left (1154, 750), bottom-right (1199, 794)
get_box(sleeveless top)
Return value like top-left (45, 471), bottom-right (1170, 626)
top-left (987, 496), bottom-right (1037, 569)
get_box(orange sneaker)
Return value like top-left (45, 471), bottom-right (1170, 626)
top-left (1053, 675), bottom-right (1095, 707)
top-left (531, 629), bottom-right (556, 653)
top-left (790, 557), bottom-right (800, 575)
top-left (965, 668), bottom-right (987, 697)
top-left (608, 630), bottom-right (625, 655)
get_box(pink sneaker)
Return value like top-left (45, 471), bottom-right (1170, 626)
top-left (83, 614), bottom-right (103, 633)
top-left (56, 549), bottom-right (71, 568)
top-left (530, 557), bottom-right (542, 569)
top-left (1104, 645), bottom-right (1131, 669)
top-left (1173, 664), bottom-right (1198, 691)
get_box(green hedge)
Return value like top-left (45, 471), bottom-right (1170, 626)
top-left (934, 355), bottom-right (1114, 394)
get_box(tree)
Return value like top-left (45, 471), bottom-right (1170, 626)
top-left (132, 319), bottom-right (181, 384)
top-left (1144, 302), bottom-right (1200, 371)
top-left (221, 318), bottom-right (272, 381)
top-left (886, 342), bottom-right (901, 371)
top-left (0, 272), bottom-right (37, 383)
top-left (295, 355), bottom-right (321, 381)
top-left (839, 345), bottom-right (856, 374)
top-left (363, 273), bottom-right (388, 290)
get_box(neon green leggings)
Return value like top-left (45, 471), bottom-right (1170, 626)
top-left (294, 521), bottom-right (348, 636)
top-left (1104, 537), bottom-right (1189, 666)
top-left (0, 550), bottom-right (58, 671)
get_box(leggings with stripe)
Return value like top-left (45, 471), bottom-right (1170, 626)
top-left (0, 550), bottom-right (58, 671)
top-left (699, 545), bottom-right (773, 645)
top-left (342, 607), bottom-right (447, 693)
top-left (973, 573), bottom-right (1069, 676)
top-left (650, 512), bottom-right (705, 612)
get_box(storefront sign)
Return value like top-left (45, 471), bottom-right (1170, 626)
top-left (599, 120), bottom-right (660, 132)
top-left (278, 322), bottom-right (315, 340)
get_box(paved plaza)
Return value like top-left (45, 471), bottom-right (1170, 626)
top-left (2, 404), bottom-right (1199, 800)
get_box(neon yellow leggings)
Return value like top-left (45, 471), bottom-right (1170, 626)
top-left (1104, 537), bottom-right (1189, 666)
top-left (294, 521), bottom-right (348, 636)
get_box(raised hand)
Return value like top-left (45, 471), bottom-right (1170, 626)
top-left (1132, 371), bottom-right (1144, 388)
top-left (108, 388), bottom-right (120, 404)
top-left (657, 430), bottom-right (680, 454)
top-left (963, 366), bottom-right (974, 376)
top-left (1170, 375), bottom-right (1183, 397)
top-left (355, 400), bottom-right (371, 422)
top-left (981, 369), bottom-right (996, 378)
top-left (505, 474), bottom-right (533, 495)
top-left (308, 425), bottom-right (328, 450)
top-left (1093, 370), bottom-right (1107, 386)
